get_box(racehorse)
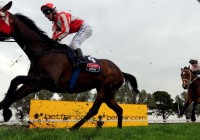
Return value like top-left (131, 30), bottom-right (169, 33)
top-left (180, 67), bottom-right (200, 122)
top-left (0, 1), bottom-right (139, 130)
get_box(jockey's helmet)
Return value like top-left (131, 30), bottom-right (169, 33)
top-left (41, 3), bottom-right (56, 15)
top-left (189, 59), bottom-right (198, 64)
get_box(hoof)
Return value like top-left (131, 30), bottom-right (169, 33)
top-left (3, 108), bottom-right (12, 122)
top-left (191, 117), bottom-right (196, 122)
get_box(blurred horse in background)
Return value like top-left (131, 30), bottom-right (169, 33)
top-left (180, 67), bottom-right (200, 122)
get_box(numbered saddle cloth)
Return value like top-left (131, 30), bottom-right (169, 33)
top-left (80, 56), bottom-right (101, 73)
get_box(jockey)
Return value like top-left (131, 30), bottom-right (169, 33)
top-left (189, 59), bottom-right (200, 77)
top-left (40, 3), bottom-right (92, 64)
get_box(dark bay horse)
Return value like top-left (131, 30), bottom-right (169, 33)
top-left (180, 67), bottom-right (200, 122)
top-left (0, 1), bottom-right (139, 130)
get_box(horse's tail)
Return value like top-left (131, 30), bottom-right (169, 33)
top-left (122, 72), bottom-right (139, 94)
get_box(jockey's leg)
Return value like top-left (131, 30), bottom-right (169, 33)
top-left (75, 48), bottom-right (84, 60)
top-left (69, 22), bottom-right (92, 63)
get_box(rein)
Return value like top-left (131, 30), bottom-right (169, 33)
top-left (0, 37), bottom-right (66, 60)
top-left (0, 8), bottom-right (68, 60)
top-left (0, 36), bottom-right (49, 43)
top-left (27, 45), bottom-right (68, 60)
top-left (0, 40), bottom-right (15, 42)
top-left (0, 11), bottom-right (48, 43)
top-left (189, 76), bottom-right (198, 85)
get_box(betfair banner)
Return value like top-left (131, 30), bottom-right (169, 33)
top-left (29, 100), bottom-right (148, 128)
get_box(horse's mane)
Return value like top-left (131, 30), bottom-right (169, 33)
top-left (13, 13), bottom-right (69, 50)
top-left (14, 13), bottom-right (51, 42)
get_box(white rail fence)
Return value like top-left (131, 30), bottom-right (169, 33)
top-left (0, 119), bottom-right (200, 126)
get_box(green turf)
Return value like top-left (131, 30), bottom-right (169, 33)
top-left (0, 123), bottom-right (200, 140)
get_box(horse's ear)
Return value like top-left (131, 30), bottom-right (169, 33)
top-left (1, 1), bottom-right (12, 11)
top-left (181, 68), bottom-right (183, 71)
top-left (183, 66), bottom-right (189, 69)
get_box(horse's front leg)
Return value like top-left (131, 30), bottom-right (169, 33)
top-left (0, 76), bottom-right (43, 122)
top-left (191, 102), bottom-right (197, 122)
top-left (178, 102), bottom-right (189, 117)
top-left (1, 84), bottom-right (40, 122)
top-left (0, 76), bottom-right (32, 110)
top-left (179, 98), bottom-right (192, 117)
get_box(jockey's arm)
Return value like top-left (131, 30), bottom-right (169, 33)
top-left (52, 13), bottom-right (70, 41)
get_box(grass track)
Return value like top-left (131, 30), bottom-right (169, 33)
top-left (0, 123), bottom-right (200, 140)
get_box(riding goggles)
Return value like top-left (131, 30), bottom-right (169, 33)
top-left (43, 10), bottom-right (52, 16)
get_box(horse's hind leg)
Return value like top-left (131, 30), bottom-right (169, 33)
top-left (191, 102), bottom-right (197, 122)
top-left (179, 102), bottom-right (189, 116)
top-left (105, 98), bottom-right (123, 128)
top-left (69, 91), bottom-right (105, 130)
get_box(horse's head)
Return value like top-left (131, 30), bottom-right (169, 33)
top-left (181, 67), bottom-right (195, 89)
top-left (0, 1), bottom-right (13, 40)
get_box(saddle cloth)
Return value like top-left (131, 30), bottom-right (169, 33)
top-left (79, 56), bottom-right (101, 73)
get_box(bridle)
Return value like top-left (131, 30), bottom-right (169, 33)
top-left (182, 69), bottom-right (198, 88)
top-left (0, 11), bottom-right (6, 29)
top-left (0, 9), bottom-right (13, 38)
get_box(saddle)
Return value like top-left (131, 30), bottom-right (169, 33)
top-left (56, 43), bottom-right (101, 73)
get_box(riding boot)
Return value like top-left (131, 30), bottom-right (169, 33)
top-left (75, 48), bottom-right (87, 65)
top-left (75, 48), bottom-right (84, 59)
